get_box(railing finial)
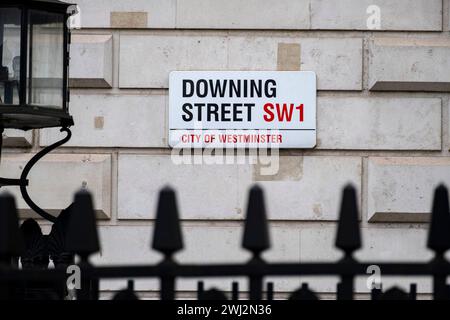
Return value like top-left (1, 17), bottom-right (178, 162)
top-left (65, 190), bottom-right (100, 259)
top-left (152, 186), bottom-right (183, 256)
top-left (335, 184), bottom-right (361, 256)
top-left (243, 185), bottom-right (270, 256)
top-left (427, 184), bottom-right (450, 255)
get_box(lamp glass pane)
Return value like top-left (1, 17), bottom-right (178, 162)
top-left (0, 8), bottom-right (21, 105)
top-left (28, 10), bottom-right (64, 109)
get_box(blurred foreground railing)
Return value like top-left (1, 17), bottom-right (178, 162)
top-left (0, 184), bottom-right (449, 300)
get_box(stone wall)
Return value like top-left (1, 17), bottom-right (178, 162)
top-left (2, 0), bottom-right (450, 299)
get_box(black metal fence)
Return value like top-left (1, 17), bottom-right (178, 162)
top-left (0, 184), bottom-right (450, 300)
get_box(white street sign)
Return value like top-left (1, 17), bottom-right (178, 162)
top-left (169, 71), bottom-right (316, 149)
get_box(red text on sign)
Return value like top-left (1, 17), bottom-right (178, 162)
top-left (263, 103), bottom-right (304, 122)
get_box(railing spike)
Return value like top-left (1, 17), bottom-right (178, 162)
top-left (152, 187), bottom-right (183, 256)
top-left (267, 282), bottom-right (274, 300)
top-left (427, 185), bottom-right (450, 254)
top-left (65, 190), bottom-right (100, 258)
top-left (409, 283), bottom-right (417, 300)
top-left (0, 192), bottom-right (24, 260)
top-left (335, 185), bottom-right (361, 256)
top-left (197, 281), bottom-right (204, 300)
top-left (232, 282), bottom-right (239, 300)
top-left (242, 185), bottom-right (270, 255)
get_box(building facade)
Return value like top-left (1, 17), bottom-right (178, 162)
top-left (1, 0), bottom-right (450, 299)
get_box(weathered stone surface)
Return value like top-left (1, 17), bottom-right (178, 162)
top-left (43, 93), bottom-right (441, 153)
top-left (311, 0), bottom-right (442, 31)
top-left (176, 0), bottom-right (310, 29)
top-left (2, 130), bottom-right (33, 147)
top-left (369, 38), bottom-right (450, 92)
top-left (119, 34), bottom-right (228, 88)
top-left (40, 93), bottom-right (167, 148)
top-left (110, 12), bottom-right (148, 28)
top-left (70, 34), bottom-right (113, 88)
top-left (120, 35), bottom-right (362, 90)
top-left (277, 43), bottom-right (301, 71)
top-left (67, 0), bottom-right (443, 31)
top-left (227, 37), bottom-right (363, 90)
top-left (0, 154), bottom-right (112, 218)
top-left (368, 157), bottom-right (450, 222)
top-left (118, 155), bottom-right (361, 221)
top-left (44, 94), bottom-right (441, 151)
top-left (68, 0), bottom-right (176, 28)
top-left (241, 156), bottom-right (362, 221)
top-left (317, 97), bottom-right (442, 150)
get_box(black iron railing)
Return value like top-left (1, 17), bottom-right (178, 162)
top-left (0, 184), bottom-right (449, 300)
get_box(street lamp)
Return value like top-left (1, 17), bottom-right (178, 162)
top-left (0, 0), bottom-right (77, 222)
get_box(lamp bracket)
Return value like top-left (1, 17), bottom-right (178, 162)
top-left (0, 127), bottom-right (72, 223)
